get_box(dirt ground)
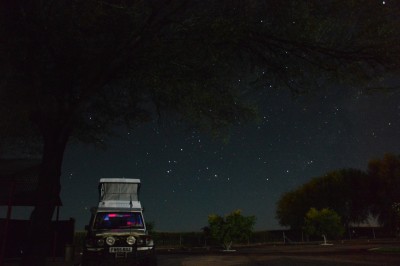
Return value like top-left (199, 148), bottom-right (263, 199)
top-left (3, 239), bottom-right (400, 266)
top-left (156, 239), bottom-right (400, 266)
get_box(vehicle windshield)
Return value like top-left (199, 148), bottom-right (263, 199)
top-left (94, 212), bottom-right (144, 230)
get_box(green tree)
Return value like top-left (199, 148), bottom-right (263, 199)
top-left (305, 169), bottom-right (370, 228)
top-left (1, 2), bottom-right (257, 264)
top-left (303, 208), bottom-right (345, 241)
top-left (368, 154), bottom-right (400, 234)
top-left (276, 188), bottom-right (309, 230)
top-left (208, 210), bottom-right (256, 250)
top-left (1, 1), bottom-right (399, 264)
top-left (276, 169), bottom-right (369, 230)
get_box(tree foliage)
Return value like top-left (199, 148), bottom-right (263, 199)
top-left (276, 169), bottom-right (369, 230)
top-left (1, 1), bottom-right (399, 147)
top-left (303, 208), bottom-right (345, 240)
top-left (277, 154), bottom-right (400, 236)
top-left (1, 1), bottom-right (399, 264)
top-left (208, 210), bottom-right (256, 250)
top-left (368, 153), bottom-right (400, 233)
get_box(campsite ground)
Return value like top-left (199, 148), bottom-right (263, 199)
top-left (156, 239), bottom-right (400, 266)
top-left (3, 239), bottom-right (400, 265)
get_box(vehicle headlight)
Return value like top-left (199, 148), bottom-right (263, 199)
top-left (126, 236), bottom-right (136, 245)
top-left (106, 236), bottom-right (115, 246)
top-left (97, 238), bottom-right (105, 246)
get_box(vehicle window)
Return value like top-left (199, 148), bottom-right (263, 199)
top-left (94, 212), bottom-right (144, 229)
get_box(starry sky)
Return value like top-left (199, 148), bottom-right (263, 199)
top-left (0, 0), bottom-right (398, 236)
top-left (4, 86), bottom-right (400, 232)
top-left (54, 85), bottom-right (400, 232)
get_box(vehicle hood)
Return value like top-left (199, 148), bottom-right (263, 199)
top-left (94, 229), bottom-right (145, 237)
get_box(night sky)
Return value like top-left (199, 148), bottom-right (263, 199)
top-left (58, 86), bottom-right (400, 232)
top-left (5, 86), bottom-right (400, 232)
top-left (0, 1), bottom-right (398, 241)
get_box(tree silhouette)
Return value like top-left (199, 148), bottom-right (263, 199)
top-left (368, 154), bottom-right (400, 234)
top-left (276, 169), bottom-right (370, 230)
top-left (1, 1), bottom-right (399, 264)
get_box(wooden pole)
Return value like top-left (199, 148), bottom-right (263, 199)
top-left (0, 182), bottom-right (15, 266)
top-left (52, 206), bottom-right (60, 261)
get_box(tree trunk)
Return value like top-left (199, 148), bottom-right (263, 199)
top-left (20, 126), bottom-right (69, 266)
top-left (224, 241), bottom-right (232, 251)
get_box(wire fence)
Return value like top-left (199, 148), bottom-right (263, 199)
top-left (74, 226), bottom-right (393, 252)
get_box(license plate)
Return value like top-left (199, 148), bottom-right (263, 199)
top-left (109, 247), bottom-right (133, 253)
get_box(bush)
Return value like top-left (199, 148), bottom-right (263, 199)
top-left (208, 210), bottom-right (256, 250)
top-left (303, 208), bottom-right (345, 240)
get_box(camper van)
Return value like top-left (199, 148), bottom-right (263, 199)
top-left (82, 178), bottom-right (156, 266)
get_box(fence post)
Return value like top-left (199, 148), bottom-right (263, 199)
top-left (1, 182), bottom-right (16, 266)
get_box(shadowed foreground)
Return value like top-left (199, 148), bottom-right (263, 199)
top-left (4, 240), bottom-right (400, 266)
top-left (157, 240), bottom-right (400, 266)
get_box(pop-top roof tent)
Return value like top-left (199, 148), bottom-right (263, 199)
top-left (98, 178), bottom-right (142, 209)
